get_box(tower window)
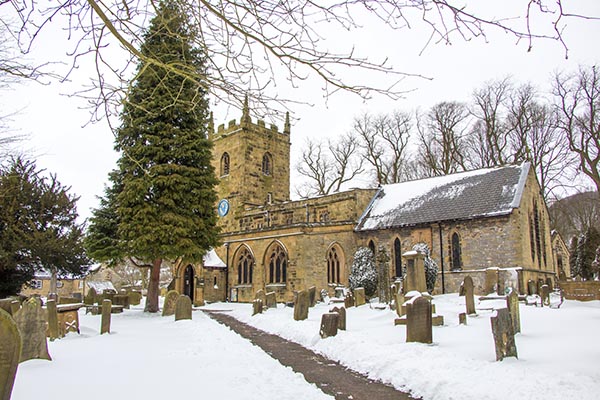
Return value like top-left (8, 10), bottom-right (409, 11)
top-left (221, 152), bottom-right (230, 176)
top-left (451, 232), bottom-right (462, 271)
top-left (262, 153), bottom-right (272, 176)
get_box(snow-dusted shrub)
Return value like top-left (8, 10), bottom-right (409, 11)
top-left (349, 247), bottom-right (378, 297)
top-left (412, 242), bottom-right (438, 293)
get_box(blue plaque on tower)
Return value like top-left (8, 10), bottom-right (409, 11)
top-left (218, 199), bottom-right (230, 217)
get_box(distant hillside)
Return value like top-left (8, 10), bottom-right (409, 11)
top-left (549, 191), bottom-right (600, 242)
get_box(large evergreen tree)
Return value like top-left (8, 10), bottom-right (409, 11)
top-left (0, 158), bottom-right (89, 297)
top-left (87, 0), bottom-right (219, 312)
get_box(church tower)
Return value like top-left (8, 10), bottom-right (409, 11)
top-left (211, 98), bottom-right (291, 232)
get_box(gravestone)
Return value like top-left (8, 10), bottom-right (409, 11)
top-left (13, 298), bottom-right (51, 362)
top-left (458, 312), bottom-right (467, 325)
top-left (113, 294), bottom-right (130, 309)
top-left (491, 308), bottom-right (518, 361)
top-left (9, 301), bottom-right (20, 316)
top-left (344, 292), bottom-right (355, 308)
top-left (506, 289), bottom-right (521, 334)
top-left (485, 268), bottom-right (498, 294)
top-left (308, 286), bottom-right (317, 307)
top-left (463, 276), bottom-right (476, 315)
top-left (255, 289), bottom-right (266, 305)
top-left (175, 295), bottom-right (192, 321)
top-left (406, 296), bottom-right (432, 344)
top-left (527, 280), bottom-right (536, 295)
top-left (329, 306), bottom-right (346, 330)
top-left (265, 292), bottom-right (277, 309)
top-left (0, 308), bottom-right (21, 400)
top-left (403, 251), bottom-right (427, 293)
top-left (293, 290), bottom-right (309, 321)
top-left (162, 290), bottom-right (180, 316)
top-left (540, 284), bottom-right (550, 306)
top-left (84, 287), bottom-right (97, 305)
top-left (377, 246), bottom-right (391, 303)
top-left (129, 291), bottom-right (142, 306)
top-left (319, 313), bottom-right (339, 339)
top-left (101, 299), bottom-right (112, 334)
top-left (354, 287), bottom-right (366, 307)
top-left (46, 299), bottom-right (60, 341)
top-left (395, 292), bottom-right (405, 318)
top-left (252, 299), bottom-right (263, 316)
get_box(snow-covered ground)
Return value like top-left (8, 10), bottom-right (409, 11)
top-left (12, 294), bottom-right (600, 400)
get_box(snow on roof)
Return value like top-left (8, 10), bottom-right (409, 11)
top-left (203, 249), bottom-right (226, 268)
top-left (87, 281), bottom-right (117, 293)
top-left (356, 163), bottom-right (530, 231)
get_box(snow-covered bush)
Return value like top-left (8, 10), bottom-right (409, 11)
top-left (349, 247), bottom-right (378, 297)
top-left (412, 242), bottom-right (438, 293)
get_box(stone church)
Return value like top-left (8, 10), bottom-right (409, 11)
top-left (173, 104), bottom-right (560, 304)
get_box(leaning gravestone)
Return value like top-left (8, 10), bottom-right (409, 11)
top-left (293, 290), bottom-right (309, 321)
top-left (175, 295), bottom-right (192, 321)
top-left (13, 298), bottom-right (51, 362)
top-left (463, 276), bottom-right (476, 315)
top-left (101, 299), bottom-right (112, 334)
top-left (319, 313), bottom-right (339, 339)
top-left (162, 290), bottom-right (180, 317)
top-left (329, 306), bottom-right (346, 330)
top-left (0, 308), bottom-right (21, 400)
top-left (252, 299), bottom-right (263, 316)
top-left (491, 308), bottom-right (518, 361)
top-left (308, 286), bottom-right (317, 307)
top-left (406, 296), bottom-right (432, 344)
top-left (354, 287), bottom-right (366, 307)
top-left (46, 299), bottom-right (60, 341)
top-left (265, 292), bottom-right (277, 309)
top-left (506, 289), bottom-right (521, 334)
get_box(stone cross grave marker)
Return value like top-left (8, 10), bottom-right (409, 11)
top-left (329, 306), bottom-right (346, 330)
top-left (0, 308), bottom-right (21, 400)
top-left (293, 290), bottom-right (309, 321)
top-left (265, 292), bottom-right (277, 309)
top-left (319, 313), bottom-right (339, 339)
top-left (46, 299), bottom-right (60, 341)
top-left (101, 299), bottom-right (112, 334)
top-left (463, 276), bottom-right (476, 315)
top-left (175, 295), bottom-right (192, 321)
top-left (252, 299), bottom-right (263, 316)
top-left (406, 296), bottom-right (432, 344)
top-left (491, 308), bottom-right (518, 361)
top-left (13, 298), bottom-right (51, 362)
top-left (354, 287), bottom-right (366, 307)
top-left (308, 286), bottom-right (317, 307)
top-left (506, 289), bottom-right (521, 334)
top-left (162, 290), bottom-right (180, 317)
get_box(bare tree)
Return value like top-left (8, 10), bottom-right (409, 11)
top-left (549, 191), bottom-right (600, 240)
top-left (554, 65), bottom-right (600, 193)
top-left (353, 111), bottom-right (412, 185)
top-left (416, 101), bottom-right (470, 177)
top-left (2, 1), bottom-right (598, 125)
top-left (295, 132), bottom-right (363, 197)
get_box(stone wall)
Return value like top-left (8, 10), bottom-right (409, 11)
top-left (559, 281), bottom-right (600, 301)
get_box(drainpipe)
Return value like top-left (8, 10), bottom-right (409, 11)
top-left (225, 243), bottom-right (230, 302)
top-left (438, 223), bottom-right (446, 294)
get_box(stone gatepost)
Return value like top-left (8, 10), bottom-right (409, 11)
top-left (402, 250), bottom-right (427, 294)
top-left (0, 308), bottom-right (21, 400)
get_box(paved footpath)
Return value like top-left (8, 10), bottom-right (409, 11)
top-left (204, 310), bottom-right (417, 400)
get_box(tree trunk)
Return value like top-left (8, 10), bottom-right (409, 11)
top-left (144, 258), bottom-right (162, 313)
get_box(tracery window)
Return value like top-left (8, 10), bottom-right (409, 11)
top-left (262, 153), bottom-right (272, 176)
top-left (327, 246), bottom-right (343, 284)
top-left (236, 246), bottom-right (254, 285)
top-left (394, 238), bottom-right (402, 277)
top-left (451, 232), bottom-right (462, 271)
top-left (221, 152), bottom-right (230, 176)
top-left (267, 243), bottom-right (287, 284)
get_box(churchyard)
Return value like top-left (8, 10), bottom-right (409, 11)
top-left (4, 288), bottom-right (599, 400)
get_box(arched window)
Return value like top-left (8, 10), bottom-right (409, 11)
top-left (451, 232), bottom-right (462, 271)
top-left (221, 152), bottom-right (230, 176)
top-left (267, 243), bottom-right (287, 284)
top-left (236, 246), bottom-right (254, 284)
top-left (394, 238), bottom-right (402, 277)
top-left (327, 245), bottom-right (344, 284)
top-left (262, 153), bottom-right (272, 176)
top-left (368, 240), bottom-right (376, 256)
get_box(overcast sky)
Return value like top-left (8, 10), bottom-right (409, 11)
top-left (2, 1), bottom-right (600, 223)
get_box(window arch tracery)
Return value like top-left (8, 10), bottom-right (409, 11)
top-left (262, 153), bottom-right (272, 176)
top-left (221, 152), bottom-right (230, 176)
top-left (235, 246), bottom-right (254, 285)
top-left (267, 242), bottom-right (287, 284)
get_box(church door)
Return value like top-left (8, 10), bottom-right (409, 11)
top-left (183, 265), bottom-right (195, 302)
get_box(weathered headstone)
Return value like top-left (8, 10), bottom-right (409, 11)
top-left (265, 292), bottom-right (277, 309)
top-left (13, 298), bottom-right (51, 362)
top-left (458, 312), bottom-right (467, 325)
top-left (308, 286), bottom-right (317, 307)
top-left (377, 246), bottom-right (391, 303)
top-left (175, 295), bottom-right (192, 321)
top-left (344, 292), bottom-right (355, 308)
top-left (540, 284), bottom-right (550, 306)
top-left (527, 279), bottom-right (536, 295)
top-left (406, 296), bottom-right (432, 344)
top-left (255, 289), bottom-right (266, 305)
top-left (252, 299), bottom-right (264, 316)
top-left (354, 287), bottom-right (366, 307)
top-left (101, 299), bottom-right (112, 334)
top-left (403, 251), bottom-right (427, 293)
top-left (329, 306), bottom-right (346, 330)
top-left (162, 290), bottom-right (180, 316)
top-left (395, 292), bottom-right (405, 318)
top-left (319, 313), bottom-right (339, 339)
top-left (485, 268), bottom-right (498, 294)
top-left (46, 299), bottom-right (60, 341)
top-left (84, 287), bottom-right (97, 305)
top-left (491, 308), bottom-right (518, 361)
top-left (463, 276), bottom-right (476, 315)
top-left (293, 290), bottom-right (309, 321)
top-left (506, 289), bottom-right (521, 334)
top-left (113, 294), bottom-right (130, 309)
top-left (129, 291), bottom-right (142, 306)
top-left (0, 308), bottom-right (21, 400)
